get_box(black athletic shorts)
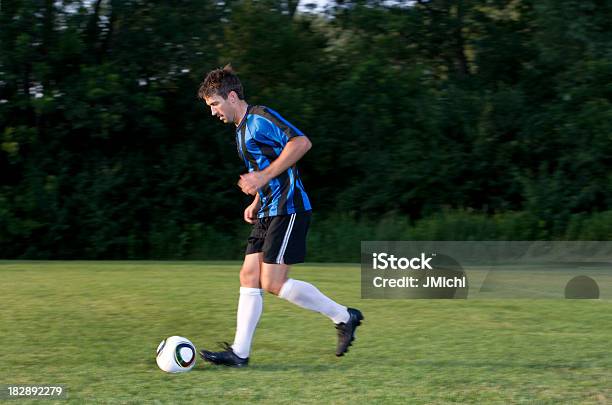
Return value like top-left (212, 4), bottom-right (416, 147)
top-left (245, 211), bottom-right (312, 265)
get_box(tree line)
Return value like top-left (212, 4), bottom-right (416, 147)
top-left (1, 0), bottom-right (611, 259)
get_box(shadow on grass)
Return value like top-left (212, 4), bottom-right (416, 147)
top-left (192, 362), bottom-right (340, 373)
top-left (250, 363), bottom-right (340, 372)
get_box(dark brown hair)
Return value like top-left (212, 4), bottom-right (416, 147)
top-left (198, 64), bottom-right (244, 100)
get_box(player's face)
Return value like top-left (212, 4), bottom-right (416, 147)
top-left (204, 93), bottom-right (237, 125)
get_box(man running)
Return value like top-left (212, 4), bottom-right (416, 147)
top-left (197, 65), bottom-right (363, 367)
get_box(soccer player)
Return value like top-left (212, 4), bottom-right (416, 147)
top-left (197, 65), bottom-right (363, 367)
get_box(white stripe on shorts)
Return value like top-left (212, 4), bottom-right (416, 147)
top-left (276, 213), bottom-right (297, 264)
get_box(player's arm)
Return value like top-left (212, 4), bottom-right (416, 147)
top-left (238, 136), bottom-right (311, 195)
top-left (261, 136), bottom-right (311, 180)
top-left (244, 193), bottom-right (261, 224)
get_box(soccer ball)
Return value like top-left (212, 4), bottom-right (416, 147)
top-left (156, 336), bottom-right (196, 373)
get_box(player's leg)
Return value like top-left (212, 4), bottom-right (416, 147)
top-left (261, 262), bottom-right (363, 356)
top-left (261, 262), bottom-right (349, 323)
top-left (261, 212), bottom-right (364, 356)
top-left (231, 253), bottom-right (264, 359)
top-left (200, 253), bottom-right (263, 367)
top-left (200, 220), bottom-right (268, 367)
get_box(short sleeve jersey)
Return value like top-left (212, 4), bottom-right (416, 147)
top-left (235, 105), bottom-right (312, 218)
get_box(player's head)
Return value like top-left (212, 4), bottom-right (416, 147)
top-left (199, 64), bottom-right (245, 125)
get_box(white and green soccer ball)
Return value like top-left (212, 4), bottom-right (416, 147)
top-left (156, 336), bottom-right (196, 373)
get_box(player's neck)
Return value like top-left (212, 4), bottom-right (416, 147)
top-left (234, 101), bottom-right (249, 127)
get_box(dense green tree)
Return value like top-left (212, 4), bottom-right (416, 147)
top-left (1, 0), bottom-right (611, 259)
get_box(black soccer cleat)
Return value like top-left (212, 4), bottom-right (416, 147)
top-left (199, 342), bottom-right (249, 368)
top-left (335, 307), bottom-right (364, 357)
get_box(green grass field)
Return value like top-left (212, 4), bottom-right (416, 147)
top-left (1, 261), bottom-right (610, 404)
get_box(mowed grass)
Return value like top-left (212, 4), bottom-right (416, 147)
top-left (0, 262), bottom-right (610, 404)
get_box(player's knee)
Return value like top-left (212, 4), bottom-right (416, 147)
top-left (261, 278), bottom-right (283, 295)
top-left (239, 266), bottom-right (260, 288)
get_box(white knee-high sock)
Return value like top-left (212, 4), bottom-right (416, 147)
top-left (231, 287), bottom-right (263, 359)
top-left (279, 278), bottom-right (349, 324)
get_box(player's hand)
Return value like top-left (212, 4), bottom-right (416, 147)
top-left (244, 203), bottom-right (259, 224)
top-left (238, 172), bottom-right (268, 195)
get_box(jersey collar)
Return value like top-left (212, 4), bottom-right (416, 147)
top-left (235, 104), bottom-right (251, 131)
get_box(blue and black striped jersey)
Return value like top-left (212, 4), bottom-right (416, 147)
top-left (236, 105), bottom-right (312, 218)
